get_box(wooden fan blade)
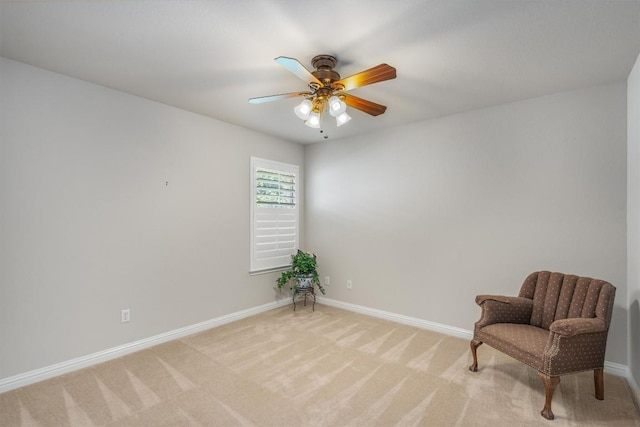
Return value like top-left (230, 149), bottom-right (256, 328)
top-left (248, 91), bottom-right (311, 104)
top-left (343, 94), bottom-right (387, 116)
top-left (275, 57), bottom-right (322, 86)
top-left (334, 64), bottom-right (396, 91)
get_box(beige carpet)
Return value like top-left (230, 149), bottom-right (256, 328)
top-left (1, 304), bottom-right (639, 426)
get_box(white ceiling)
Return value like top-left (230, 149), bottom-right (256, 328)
top-left (1, 0), bottom-right (639, 144)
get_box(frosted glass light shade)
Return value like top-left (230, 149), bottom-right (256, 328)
top-left (305, 111), bottom-right (321, 128)
top-left (328, 96), bottom-right (346, 117)
top-left (336, 112), bottom-right (351, 127)
top-left (294, 99), bottom-right (312, 120)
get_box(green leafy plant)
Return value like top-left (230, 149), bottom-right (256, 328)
top-left (276, 250), bottom-right (326, 294)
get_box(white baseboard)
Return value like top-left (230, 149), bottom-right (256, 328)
top-left (317, 297), bottom-right (473, 340)
top-left (603, 360), bottom-right (628, 377)
top-left (0, 298), bottom-right (291, 394)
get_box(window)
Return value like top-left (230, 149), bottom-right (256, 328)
top-left (250, 157), bottom-right (299, 273)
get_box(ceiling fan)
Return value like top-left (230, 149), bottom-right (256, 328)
top-left (248, 55), bottom-right (396, 128)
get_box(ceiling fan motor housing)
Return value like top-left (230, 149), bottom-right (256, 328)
top-left (311, 55), bottom-right (341, 86)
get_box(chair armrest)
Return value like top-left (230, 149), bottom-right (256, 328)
top-left (543, 320), bottom-right (609, 375)
top-left (475, 295), bottom-right (521, 305)
top-left (549, 318), bottom-right (606, 337)
top-left (474, 295), bottom-right (533, 330)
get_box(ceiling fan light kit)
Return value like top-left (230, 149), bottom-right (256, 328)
top-left (249, 54), bottom-right (396, 134)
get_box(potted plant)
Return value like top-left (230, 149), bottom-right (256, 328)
top-left (277, 250), bottom-right (326, 294)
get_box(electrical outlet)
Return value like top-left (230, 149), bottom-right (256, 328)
top-left (347, 280), bottom-right (353, 289)
top-left (324, 276), bottom-right (330, 285)
top-left (121, 309), bottom-right (130, 323)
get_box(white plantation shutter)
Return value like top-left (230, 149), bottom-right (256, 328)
top-left (250, 157), bottom-right (299, 272)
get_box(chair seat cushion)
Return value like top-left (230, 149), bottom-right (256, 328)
top-left (477, 323), bottom-right (549, 371)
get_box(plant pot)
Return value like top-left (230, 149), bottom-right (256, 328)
top-left (295, 276), bottom-right (314, 290)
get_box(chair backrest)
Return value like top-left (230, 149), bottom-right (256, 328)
top-left (518, 271), bottom-right (616, 331)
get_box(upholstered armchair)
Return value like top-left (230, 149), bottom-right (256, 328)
top-left (469, 271), bottom-right (616, 420)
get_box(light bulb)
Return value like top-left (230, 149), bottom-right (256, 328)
top-left (305, 111), bottom-right (321, 128)
top-left (328, 96), bottom-right (346, 117)
top-left (294, 99), bottom-right (312, 120)
top-left (336, 112), bottom-right (351, 127)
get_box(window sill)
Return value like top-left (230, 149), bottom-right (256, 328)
top-left (249, 266), bottom-right (290, 276)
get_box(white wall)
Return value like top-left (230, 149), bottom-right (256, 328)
top-left (0, 58), bottom-right (304, 379)
top-left (628, 53), bottom-right (640, 385)
top-left (306, 83), bottom-right (628, 365)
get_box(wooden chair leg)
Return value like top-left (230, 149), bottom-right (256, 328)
top-left (594, 368), bottom-right (604, 400)
top-left (539, 372), bottom-right (560, 420)
top-left (468, 340), bottom-right (482, 372)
